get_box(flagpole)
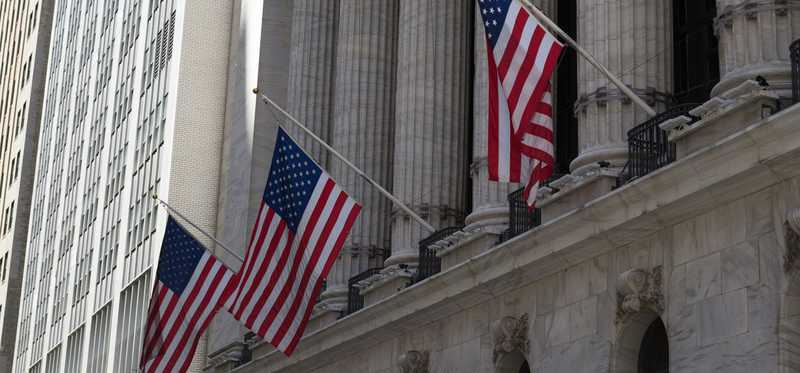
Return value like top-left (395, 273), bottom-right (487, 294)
top-left (253, 88), bottom-right (437, 234)
top-left (152, 194), bottom-right (246, 263)
top-left (518, 0), bottom-right (658, 117)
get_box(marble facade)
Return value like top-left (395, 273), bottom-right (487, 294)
top-left (206, 0), bottom-right (800, 372)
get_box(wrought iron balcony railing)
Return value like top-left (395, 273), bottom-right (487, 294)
top-left (345, 267), bottom-right (383, 316)
top-left (792, 39), bottom-right (800, 104)
top-left (498, 188), bottom-right (542, 243)
top-left (617, 104), bottom-right (699, 187)
top-left (416, 226), bottom-right (464, 283)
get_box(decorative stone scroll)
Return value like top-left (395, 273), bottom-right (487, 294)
top-left (491, 313), bottom-right (529, 364)
top-left (615, 267), bottom-right (664, 324)
top-left (397, 350), bottom-right (430, 373)
top-left (784, 209), bottom-right (800, 272)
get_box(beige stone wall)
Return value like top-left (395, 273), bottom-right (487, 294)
top-left (255, 174), bottom-right (796, 373)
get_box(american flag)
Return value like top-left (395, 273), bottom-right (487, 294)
top-left (141, 216), bottom-right (236, 373)
top-left (479, 0), bottom-right (562, 206)
top-left (521, 86), bottom-right (555, 208)
top-left (229, 127), bottom-right (361, 355)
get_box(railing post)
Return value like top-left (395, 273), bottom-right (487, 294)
top-left (791, 39), bottom-right (800, 104)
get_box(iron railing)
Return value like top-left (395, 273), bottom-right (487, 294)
top-left (416, 226), bottom-right (464, 283)
top-left (345, 267), bottom-right (383, 316)
top-left (499, 188), bottom-right (542, 243)
top-left (617, 104), bottom-right (699, 186)
top-left (792, 39), bottom-right (800, 104)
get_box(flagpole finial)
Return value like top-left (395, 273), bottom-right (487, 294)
top-left (252, 87), bottom-right (259, 94)
top-left (151, 193), bottom-right (158, 200)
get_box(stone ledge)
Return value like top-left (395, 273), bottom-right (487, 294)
top-left (435, 230), bottom-right (498, 272)
top-left (668, 82), bottom-right (779, 158)
top-left (233, 104), bottom-right (800, 373)
top-left (537, 170), bottom-right (619, 224)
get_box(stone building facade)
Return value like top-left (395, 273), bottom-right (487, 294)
top-left (208, 0), bottom-right (800, 373)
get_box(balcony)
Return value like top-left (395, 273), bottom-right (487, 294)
top-left (617, 103), bottom-right (699, 187)
top-left (415, 226), bottom-right (464, 283)
top-left (498, 188), bottom-right (542, 243)
top-left (344, 267), bottom-right (383, 316)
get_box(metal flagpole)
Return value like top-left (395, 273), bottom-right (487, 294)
top-left (253, 88), bottom-right (437, 234)
top-left (518, 0), bottom-right (658, 117)
top-left (152, 194), bottom-right (246, 263)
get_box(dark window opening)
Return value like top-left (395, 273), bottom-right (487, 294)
top-left (673, 0), bottom-right (719, 104)
top-left (519, 361), bottom-right (531, 373)
top-left (638, 318), bottom-right (669, 373)
top-left (555, 0), bottom-right (579, 174)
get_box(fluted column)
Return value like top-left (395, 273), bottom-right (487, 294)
top-left (713, 0), bottom-right (800, 98)
top-left (319, 0), bottom-right (399, 311)
top-left (286, 0), bottom-right (338, 164)
top-left (570, 0), bottom-right (673, 175)
top-left (466, 0), bottom-right (556, 233)
top-left (386, 0), bottom-right (472, 268)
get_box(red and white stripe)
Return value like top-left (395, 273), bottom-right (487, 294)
top-left (521, 86), bottom-right (555, 209)
top-left (141, 253), bottom-right (235, 373)
top-left (229, 174), bottom-right (361, 355)
top-left (487, 0), bottom-right (562, 183)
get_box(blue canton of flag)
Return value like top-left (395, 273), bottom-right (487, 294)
top-left (157, 219), bottom-right (206, 293)
top-left (263, 132), bottom-right (323, 232)
top-left (478, 0), bottom-right (511, 46)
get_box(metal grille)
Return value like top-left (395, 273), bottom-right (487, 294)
top-left (792, 39), bottom-right (800, 104)
top-left (416, 226), bottom-right (464, 283)
top-left (345, 267), bottom-right (383, 316)
top-left (618, 104), bottom-right (698, 186)
top-left (500, 188), bottom-right (542, 243)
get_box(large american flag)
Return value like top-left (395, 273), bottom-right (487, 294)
top-left (229, 127), bottom-right (361, 355)
top-left (479, 0), bottom-right (562, 207)
top-left (141, 216), bottom-right (236, 373)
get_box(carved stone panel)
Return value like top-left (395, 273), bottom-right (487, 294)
top-left (615, 267), bottom-right (664, 324)
top-left (397, 350), bottom-right (429, 373)
top-left (491, 313), bottom-right (529, 364)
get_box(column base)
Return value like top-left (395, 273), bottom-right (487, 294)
top-left (712, 62), bottom-right (792, 99)
top-left (464, 205), bottom-right (510, 234)
top-left (383, 252), bottom-right (419, 268)
top-left (569, 144), bottom-right (628, 176)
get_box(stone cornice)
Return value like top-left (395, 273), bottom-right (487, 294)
top-left (234, 104), bottom-right (800, 373)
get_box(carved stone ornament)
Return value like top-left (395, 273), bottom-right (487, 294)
top-left (615, 267), bottom-right (664, 323)
top-left (397, 350), bottom-right (429, 373)
top-left (785, 209), bottom-right (800, 272)
top-left (491, 313), bottom-right (529, 364)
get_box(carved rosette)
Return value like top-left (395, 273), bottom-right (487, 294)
top-left (397, 350), bottom-right (430, 373)
top-left (491, 313), bottom-right (529, 364)
top-left (785, 209), bottom-right (800, 273)
top-left (615, 267), bottom-right (664, 323)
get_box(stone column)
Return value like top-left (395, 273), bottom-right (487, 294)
top-left (465, 0), bottom-right (556, 233)
top-left (286, 0), bottom-right (338, 164)
top-left (318, 0), bottom-right (399, 313)
top-left (713, 0), bottom-right (800, 98)
top-left (386, 0), bottom-right (472, 268)
top-left (570, 0), bottom-right (673, 175)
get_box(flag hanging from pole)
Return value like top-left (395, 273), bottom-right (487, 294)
top-left (521, 85), bottom-right (555, 208)
top-left (228, 127), bottom-right (361, 356)
top-left (141, 216), bottom-right (236, 373)
top-left (480, 0), bottom-right (563, 196)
